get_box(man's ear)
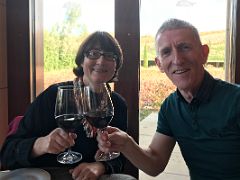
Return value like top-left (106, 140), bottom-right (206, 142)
top-left (201, 44), bottom-right (209, 64)
top-left (155, 57), bottom-right (164, 73)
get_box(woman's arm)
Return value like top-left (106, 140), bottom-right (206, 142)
top-left (0, 84), bottom-right (59, 170)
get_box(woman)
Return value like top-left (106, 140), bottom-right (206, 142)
top-left (0, 31), bottom-right (135, 180)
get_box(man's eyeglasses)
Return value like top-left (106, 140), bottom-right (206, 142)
top-left (84, 50), bottom-right (117, 61)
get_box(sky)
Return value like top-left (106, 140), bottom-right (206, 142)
top-left (44, 0), bottom-right (227, 35)
top-left (43, 0), bottom-right (114, 33)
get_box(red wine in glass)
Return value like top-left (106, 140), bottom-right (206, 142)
top-left (83, 83), bottom-right (120, 161)
top-left (55, 85), bottom-right (83, 164)
top-left (85, 113), bottom-right (113, 129)
top-left (56, 114), bottom-right (83, 132)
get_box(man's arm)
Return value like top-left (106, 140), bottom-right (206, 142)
top-left (98, 128), bottom-right (176, 176)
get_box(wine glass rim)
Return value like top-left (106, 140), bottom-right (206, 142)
top-left (58, 85), bottom-right (74, 90)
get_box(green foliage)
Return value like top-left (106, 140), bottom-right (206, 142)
top-left (140, 35), bottom-right (155, 60)
top-left (44, 1), bottom-right (88, 72)
top-left (140, 31), bottom-right (226, 64)
top-left (44, 31), bottom-right (86, 71)
top-left (140, 109), bottom-right (153, 121)
top-left (201, 31), bottom-right (225, 62)
top-left (44, 5), bottom-right (226, 73)
top-left (44, 1), bottom-right (226, 72)
top-left (143, 43), bottom-right (148, 67)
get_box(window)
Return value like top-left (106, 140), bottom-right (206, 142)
top-left (139, 0), bottom-right (227, 179)
top-left (43, 0), bottom-right (114, 90)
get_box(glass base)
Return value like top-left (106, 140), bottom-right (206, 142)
top-left (95, 152), bottom-right (120, 161)
top-left (57, 151), bottom-right (82, 164)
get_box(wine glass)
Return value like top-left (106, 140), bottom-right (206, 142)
top-left (82, 83), bottom-right (120, 161)
top-left (54, 85), bottom-right (83, 164)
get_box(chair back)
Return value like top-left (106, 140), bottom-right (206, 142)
top-left (7, 116), bottom-right (23, 136)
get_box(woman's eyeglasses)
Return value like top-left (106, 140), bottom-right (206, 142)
top-left (85, 50), bottom-right (117, 61)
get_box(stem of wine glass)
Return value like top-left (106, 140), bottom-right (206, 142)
top-left (63, 148), bottom-right (73, 161)
top-left (95, 128), bottom-right (120, 161)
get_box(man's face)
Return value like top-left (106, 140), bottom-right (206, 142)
top-left (155, 28), bottom-right (209, 92)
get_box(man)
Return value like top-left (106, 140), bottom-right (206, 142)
top-left (97, 19), bottom-right (240, 180)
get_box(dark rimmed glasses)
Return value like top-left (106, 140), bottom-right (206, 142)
top-left (84, 50), bottom-right (117, 61)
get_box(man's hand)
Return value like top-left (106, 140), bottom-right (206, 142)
top-left (96, 126), bottom-right (130, 154)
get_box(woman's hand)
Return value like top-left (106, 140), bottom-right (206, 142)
top-left (31, 128), bottom-right (77, 157)
top-left (69, 162), bottom-right (105, 180)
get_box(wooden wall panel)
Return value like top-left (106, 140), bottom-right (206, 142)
top-left (0, 0), bottom-right (7, 88)
top-left (0, 0), bottom-right (8, 148)
top-left (0, 0), bottom-right (5, 5)
top-left (115, 0), bottom-right (140, 178)
top-left (34, 0), bottom-right (44, 97)
top-left (0, 89), bottom-right (8, 148)
top-left (7, 0), bottom-right (31, 121)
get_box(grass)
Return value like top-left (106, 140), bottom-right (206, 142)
top-left (141, 30), bottom-right (226, 62)
top-left (140, 109), bottom-right (154, 121)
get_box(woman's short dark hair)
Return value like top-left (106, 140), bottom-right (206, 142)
top-left (73, 31), bottom-right (123, 82)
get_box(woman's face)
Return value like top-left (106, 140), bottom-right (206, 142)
top-left (81, 49), bottom-right (117, 85)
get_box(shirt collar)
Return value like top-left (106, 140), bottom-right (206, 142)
top-left (176, 70), bottom-right (216, 104)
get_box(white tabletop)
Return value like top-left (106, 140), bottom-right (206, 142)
top-left (0, 168), bottom-right (51, 180)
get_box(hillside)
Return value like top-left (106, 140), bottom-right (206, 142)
top-left (140, 30), bottom-right (226, 62)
